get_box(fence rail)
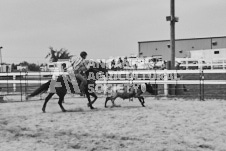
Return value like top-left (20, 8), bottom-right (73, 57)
top-left (0, 69), bottom-right (226, 101)
top-left (176, 58), bottom-right (226, 70)
top-left (0, 80), bottom-right (225, 85)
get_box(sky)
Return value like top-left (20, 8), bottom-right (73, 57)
top-left (0, 0), bottom-right (226, 64)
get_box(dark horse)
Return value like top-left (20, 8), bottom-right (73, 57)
top-left (26, 64), bottom-right (108, 112)
top-left (105, 83), bottom-right (156, 108)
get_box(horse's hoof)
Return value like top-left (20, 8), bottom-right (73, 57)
top-left (62, 110), bottom-right (67, 112)
top-left (114, 105), bottom-right (121, 107)
top-left (42, 109), bottom-right (46, 113)
top-left (90, 106), bottom-right (96, 109)
top-left (87, 103), bottom-right (90, 107)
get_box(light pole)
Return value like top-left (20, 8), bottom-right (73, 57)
top-left (166, 0), bottom-right (179, 95)
top-left (0, 46), bottom-right (3, 72)
top-left (166, 0), bottom-right (179, 69)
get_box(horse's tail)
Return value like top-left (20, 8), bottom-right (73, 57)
top-left (26, 80), bottom-right (51, 100)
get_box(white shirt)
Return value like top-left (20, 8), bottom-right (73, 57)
top-left (70, 56), bottom-right (83, 70)
top-left (70, 56), bottom-right (89, 74)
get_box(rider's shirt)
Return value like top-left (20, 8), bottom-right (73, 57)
top-left (71, 56), bottom-right (83, 70)
top-left (70, 56), bottom-right (88, 74)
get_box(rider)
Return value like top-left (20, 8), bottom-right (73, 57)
top-left (69, 51), bottom-right (88, 95)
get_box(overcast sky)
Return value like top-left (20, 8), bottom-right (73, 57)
top-left (0, 0), bottom-right (226, 64)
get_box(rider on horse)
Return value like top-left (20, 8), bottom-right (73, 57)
top-left (68, 51), bottom-right (89, 95)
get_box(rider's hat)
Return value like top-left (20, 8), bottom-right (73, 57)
top-left (80, 51), bottom-right (87, 59)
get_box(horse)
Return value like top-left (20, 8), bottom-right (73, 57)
top-left (26, 61), bottom-right (108, 112)
top-left (105, 83), bottom-right (156, 108)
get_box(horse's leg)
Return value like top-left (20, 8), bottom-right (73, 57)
top-left (110, 95), bottom-right (121, 107)
top-left (42, 93), bottom-right (54, 113)
top-left (89, 92), bottom-right (98, 105)
top-left (111, 97), bottom-right (119, 108)
top-left (105, 96), bottom-right (118, 108)
top-left (141, 96), bottom-right (145, 104)
top-left (58, 93), bottom-right (67, 112)
top-left (138, 96), bottom-right (145, 107)
top-left (139, 96), bottom-right (145, 104)
top-left (85, 91), bottom-right (95, 109)
top-left (105, 96), bottom-right (111, 108)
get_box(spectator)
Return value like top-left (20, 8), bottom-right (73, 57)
top-left (61, 63), bottom-right (67, 72)
top-left (161, 60), bottom-right (167, 70)
top-left (175, 61), bottom-right (181, 70)
top-left (123, 57), bottom-right (130, 68)
top-left (147, 59), bottom-right (154, 69)
top-left (134, 64), bottom-right (137, 70)
top-left (117, 57), bottom-right (123, 70)
top-left (111, 59), bottom-right (116, 70)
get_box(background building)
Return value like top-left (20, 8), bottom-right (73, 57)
top-left (138, 36), bottom-right (226, 61)
top-left (0, 64), bottom-right (11, 72)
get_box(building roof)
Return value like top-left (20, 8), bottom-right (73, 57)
top-left (138, 36), bottom-right (226, 43)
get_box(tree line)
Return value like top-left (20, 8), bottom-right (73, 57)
top-left (11, 47), bottom-right (73, 72)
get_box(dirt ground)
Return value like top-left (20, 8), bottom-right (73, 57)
top-left (1, 95), bottom-right (226, 151)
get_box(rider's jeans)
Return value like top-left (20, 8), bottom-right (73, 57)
top-left (75, 73), bottom-right (87, 93)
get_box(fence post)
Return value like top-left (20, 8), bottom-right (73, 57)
top-left (6, 70), bottom-right (8, 94)
top-left (20, 71), bottom-right (22, 101)
top-left (154, 69), bottom-right (157, 96)
top-left (223, 59), bottom-right (225, 69)
top-left (200, 60), bottom-right (203, 70)
top-left (211, 60), bottom-right (213, 70)
top-left (103, 75), bottom-right (107, 95)
top-left (13, 75), bottom-right (16, 92)
top-left (39, 70), bottom-right (42, 100)
top-left (24, 71), bottom-right (27, 97)
top-left (199, 70), bottom-right (201, 100)
top-left (201, 70), bottom-right (204, 101)
top-left (199, 70), bottom-right (205, 101)
top-left (186, 59), bottom-right (188, 70)
top-left (164, 69), bottom-right (168, 96)
top-left (167, 61), bottom-right (175, 95)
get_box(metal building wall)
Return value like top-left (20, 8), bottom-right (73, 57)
top-left (138, 36), bottom-right (226, 61)
top-left (139, 40), bottom-right (170, 60)
top-left (175, 38), bottom-right (211, 58)
top-left (212, 37), bottom-right (226, 49)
